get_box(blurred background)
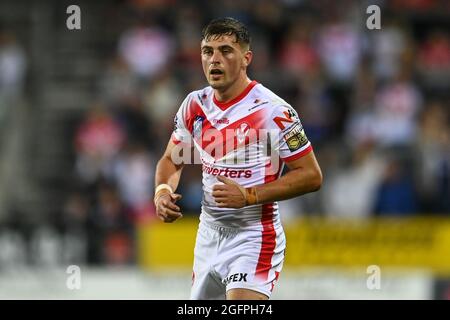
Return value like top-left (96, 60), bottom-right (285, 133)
top-left (0, 0), bottom-right (449, 299)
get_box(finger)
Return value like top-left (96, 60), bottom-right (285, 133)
top-left (213, 193), bottom-right (228, 199)
top-left (212, 184), bottom-right (227, 192)
top-left (214, 195), bottom-right (231, 203)
top-left (165, 213), bottom-right (183, 223)
top-left (156, 195), bottom-right (171, 207)
top-left (214, 198), bottom-right (228, 204)
top-left (166, 211), bottom-right (183, 218)
top-left (167, 210), bottom-right (183, 218)
top-left (164, 200), bottom-right (180, 212)
top-left (217, 175), bottom-right (235, 185)
top-left (217, 202), bottom-right (232, 208)
top-left (158, 204), bottom-right (181, 217)
top-left (170, 193), bottom-right (182, 202)
top-left (160, 198), bottom-right (180, 210)
top-left (159, 199), bottom-right (171, 209)
top-left (212, 190), bottom-right (227, 197)
top-left (157, 212), bottom-right (165, 220)
top-left (163, 208), bottom-right (183, 217)
top-left (157, 210), bottom-right (168, 220)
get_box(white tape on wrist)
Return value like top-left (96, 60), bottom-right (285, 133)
top-left (155, 184), bottom-right (173, 196)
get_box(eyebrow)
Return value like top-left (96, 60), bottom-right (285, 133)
top-left (201, 45), bottom-right (235, 51)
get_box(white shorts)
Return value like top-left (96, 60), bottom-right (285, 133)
top-left (190, 221), bottom-right (286, 300)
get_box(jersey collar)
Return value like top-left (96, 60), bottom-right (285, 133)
top-left (213, 80), bottom-right (258, 111)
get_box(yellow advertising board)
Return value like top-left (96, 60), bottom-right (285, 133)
top-left (138, 218), bottom-right (198, 269)
top-left (284, 217), bottom-right (450, 275)
top-left (138, 217), bottom-right (450, 275)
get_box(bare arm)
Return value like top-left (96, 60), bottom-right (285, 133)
top-left (155, 139), bottom-right (185, 191)
top-left (255, 151), bottom-right (322, 204)
top-left (154, 140), bottom-right (187, 222)
top-left (212, 151), bottom-right (322, 208)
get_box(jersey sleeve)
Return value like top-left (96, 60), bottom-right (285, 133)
top-left (171, 94), bottom-right (193, 146)
top-left (269, 104), bottom-right (312, 162)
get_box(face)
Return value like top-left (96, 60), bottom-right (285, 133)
top-left (201, 34), bottom-right (252, 90)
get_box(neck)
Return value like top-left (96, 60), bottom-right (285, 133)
top-left (214, 75), bottom-right (252, 102)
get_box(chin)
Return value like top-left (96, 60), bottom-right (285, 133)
top-left (209, 83), bottom-right (221, 89)
top-left (209, 81), bottom-right (226, 90)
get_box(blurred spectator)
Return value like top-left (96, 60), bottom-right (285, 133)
top-left (370, 20), bottom-right (408, 81)
top-left (345, 62), bottom-right (377, 147)
top-left (373, 155), bottom-right (419, 215)
top-left (323, 142), bottom-right (385, 218)
top-left (372, 69), bottom-right (423, 147)
top-left (0, 29), bottom-right (26, 99)
top-left (416, 101), bottom-right (450, 213)
top-left (295, 71), bottom-right (333, 145)
top-left (0, 27), bottom-right (26, 127)
top-left (143, 70), bottom-right (182, 125)
top-left (116, 94), bottom-right (153, 147)
top-left (418, 31), bottom-right (450, 90)
top-left (118, 19), bottom-right (174, 81)
top-left (317, 19), bottom-right (363, 84)
top-left (91, 183), bottom-right (134, 265)
top-left (99, 56), bottom-right (139, 106)
top-left (74, 103), bottom-right (126, 184)
top-left (279, 20), bottom-right (320, 79)
top-left (111, 142), bottom-right (155, 221)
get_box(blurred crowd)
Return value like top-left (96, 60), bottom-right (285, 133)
top-left (1, 0), bottom-right (449, 266)
top-left (0, 22), bottom-right (26, 129)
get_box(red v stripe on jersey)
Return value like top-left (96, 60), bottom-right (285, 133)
top-left (202, 108), bottom-right (266, 159)
top-left (186, 99), bottom-right (267, 160)
top-left (185, 99), bottom-right (208, 133)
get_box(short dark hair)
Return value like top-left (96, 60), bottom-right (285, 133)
top-left (201, 17), bottom-right (251, 49)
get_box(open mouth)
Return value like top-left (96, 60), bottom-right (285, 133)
top-left (210, 69), bottom-right (224, 76)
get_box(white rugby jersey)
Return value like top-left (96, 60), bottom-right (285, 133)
top-left (171, 80), bottom-right (312, 230)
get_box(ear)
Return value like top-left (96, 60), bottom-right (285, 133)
top-left (243, 50), bottom-right (253, 68)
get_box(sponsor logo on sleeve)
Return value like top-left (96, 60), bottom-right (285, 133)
top-left (283, 122), bottom-right (309, 151)
top-left (273, 108), bottom-right (298, 130)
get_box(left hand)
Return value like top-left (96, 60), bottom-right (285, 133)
top-left (212, 176), bottom-right (246, 208)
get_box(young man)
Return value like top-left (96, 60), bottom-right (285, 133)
top-left (154, 17), bottom-right (322, 300)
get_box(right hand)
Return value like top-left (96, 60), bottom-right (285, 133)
top-left (155, 192), bottom-right (183, 223)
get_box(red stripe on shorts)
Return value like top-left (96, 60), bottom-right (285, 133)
top-left (255, 203), bottom-right (276, 280)
top-left (255, 159), bottom-right (281, 280)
